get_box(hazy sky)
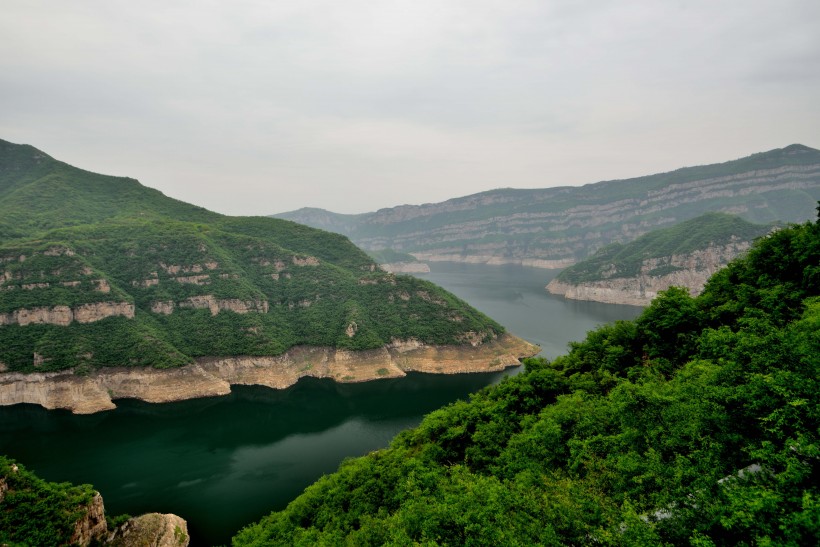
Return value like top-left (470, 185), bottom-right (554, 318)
top-left (2, 1), bottom-right (819, 216)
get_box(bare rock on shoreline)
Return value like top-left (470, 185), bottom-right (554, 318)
top-left (0, 334), bottom-right (539, 414)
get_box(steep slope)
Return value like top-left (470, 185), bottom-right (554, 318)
top-left (0, 456), bottom-right (190, 546)
top-left (234, 217), bottom-right (820, 546)
top-left (276, 144), bottom-right (820, 266)
top-left (0, 139), bottom-right (537, 412)
top-left (547, 213), bottom-right (773, 305)
top-left (0, 139), bottom-right (217, 240)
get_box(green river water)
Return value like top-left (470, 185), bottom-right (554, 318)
top-left (0, 263), bottom-right (642, 544)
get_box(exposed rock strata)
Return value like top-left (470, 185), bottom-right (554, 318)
top-left (380, 261), bottom-right (431, 274)
top-left (277, 149), bottom-right (820, 266)
top-left (546, 243), bottom-right (751, 306)
top-left (150, 295), bottom-right (269, 315)
top-left (0, 334), bottom-right (538, 414)
top-left (0, 302), bottom-right (135, 326)
top-left (108, 513), bottom-right (190, 547)
top-left (70, 492), bottom-right (108, 546)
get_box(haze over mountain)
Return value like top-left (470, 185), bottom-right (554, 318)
top-left (0, 138), bottom-right (536, 413)
top-left (276, 144), bottom-right (820, 267)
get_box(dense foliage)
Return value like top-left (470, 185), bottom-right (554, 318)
top-left (557, 213), bottom-right (773, 284)
top-left (0, 456), bottom-right (96, 546)
top-left (234, 218), bottom-right (819, 546)
top-left (0, 139), bottom-right (503, 372)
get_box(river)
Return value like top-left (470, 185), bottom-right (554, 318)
top-left (0, 264), bottom-right (641, 545)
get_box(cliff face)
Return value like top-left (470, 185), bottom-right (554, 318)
top-left (0, 302), bottom-right (135, 326)
top-left (108, 513), bottom-right (190, 547)
top-left (546, 241), bottom-right (751, 306)
top-left (0, 334), bottom-right (538, 414)
top-left (0, 456), bottom-right (189, 547)
top-left (380, 262), bottom-right (432, 274)
top-left (70, 492), bottom-right (108, 546)
top-left (276, 145), bottom-right (820, 266)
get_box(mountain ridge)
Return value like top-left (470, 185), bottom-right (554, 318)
top-left (0, 138), bottom-right (537, 405)
top-left (275, 143), bottom-right (820, 266)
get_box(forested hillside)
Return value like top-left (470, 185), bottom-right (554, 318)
top-left (546, 213), bottom-right (774, 305)
top-left (276, 144), bottom-right (820, 267)
top-left (0, 139), bottom-right (506, 373)
top-left (554, 213), bottom-right (771, 284)
top-left (235, 215), bottom-right (820, 545)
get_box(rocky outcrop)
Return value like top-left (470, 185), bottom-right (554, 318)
top-left (0, 364), bottom-right (232, 413)
top-left (546, 242), bottom-right (751, 306)
top-left (108, 513), bottom-right (190, 547)
top-left (70, 492), bottom-right (108, 546)
top-left (0, 301), bottom-right (135, 326)
top-left (0, 334), bottom-right (539, 414)
top-left (380, 261), bottom-right (431, 274)
top-left (150, 295), bottom-right (269, 315)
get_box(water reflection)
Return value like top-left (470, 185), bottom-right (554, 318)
top-left (0, 263), bottom-right (643, 544)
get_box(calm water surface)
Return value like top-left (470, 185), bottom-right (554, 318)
top-left (0, 263), bottom-right (641, 545)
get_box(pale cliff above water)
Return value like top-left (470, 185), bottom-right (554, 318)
top-left (0, 333), bottom-right (538, 414)
top-left (276, 144), bottom-right (820, 266)
top-left (547, 241), bottom-right (754, 306)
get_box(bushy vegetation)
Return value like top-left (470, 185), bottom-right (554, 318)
top-left (0, 456), bottom-right (97, 546)
top-left (233, 217), bottom-right (819, 546)
top-left (0, 140), bottom-right (504, 372)
top-left (557, 213), bottom-right (773, 284)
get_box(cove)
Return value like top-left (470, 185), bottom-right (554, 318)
top-left (0, 263), bottom-right (642, 545)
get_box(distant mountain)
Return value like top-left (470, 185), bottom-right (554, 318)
top-left (275, 144), bottom-right (820, 267)
top-left (0, 138), bottom-right (535, 412)
top-left (547, 213), bottom-right (773, 306)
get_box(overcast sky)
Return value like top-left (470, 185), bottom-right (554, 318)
top-left (2, 1), bottom-right (819, 216)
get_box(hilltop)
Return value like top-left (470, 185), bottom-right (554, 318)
top-left (0, 139), bottom-right (536, 412)
top-left (275, 144), bottom-right (820, 266)
top-left (547, 213), bottom-right (774, 305)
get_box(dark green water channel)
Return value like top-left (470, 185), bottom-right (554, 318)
top-left (0, 264), bottom-right (641, 545)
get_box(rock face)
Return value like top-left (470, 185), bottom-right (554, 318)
top-left (0, 334), bottom-right (539, 414)
top-left (70, 492), bottom-right (108, 546)
top-left (108, 513), bottom-right (190, 547)
top-left (0, 302), bottom-right (135, 326)
top-left (276, 145), bottom-right (820, 266)
top-left (380, 262), bottom-right (432, 274)
top-left (546, 242), bottom-right (751, 306)
top-left (150, 295), bottom-right (269, 316)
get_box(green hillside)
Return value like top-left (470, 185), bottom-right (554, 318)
top-left (0, 139), bottom-right (503, 373)
top-left (275, 144), bottom-right (820, 264)
top-left (0, 456), bottom-right (100, 545)
top-left (556, 212), bottom-right (773, 284)
top-left (234, 216), bottom-right (820, 545)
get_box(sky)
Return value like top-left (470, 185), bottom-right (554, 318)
top-left (2, 1), bottom-right (819, 216)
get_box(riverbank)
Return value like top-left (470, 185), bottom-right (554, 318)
top-left (0, 333), bottom-right (538, 414)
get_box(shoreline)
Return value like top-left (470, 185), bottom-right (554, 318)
top-left (409, 254), bottom-right (576, 270)
top-left (0, 333), bottom-right (539, 414)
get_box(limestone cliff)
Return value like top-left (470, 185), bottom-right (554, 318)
top-left (0, 334), bottom-right (539, 414)
top-left (0, 456), bottom-right (189, 547)
top-left (276, 144), bottom-right (820, 266)
top-left (380, 261), bottom-right (431, 274)
top-left (0, 301), bottom-right (135, 326)
top-left (547, 241), bottom-right (750, 306)
top-left (108, 513), bottom-right (190, 547)
top-left (70, 492), bottom-right (108, 546)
